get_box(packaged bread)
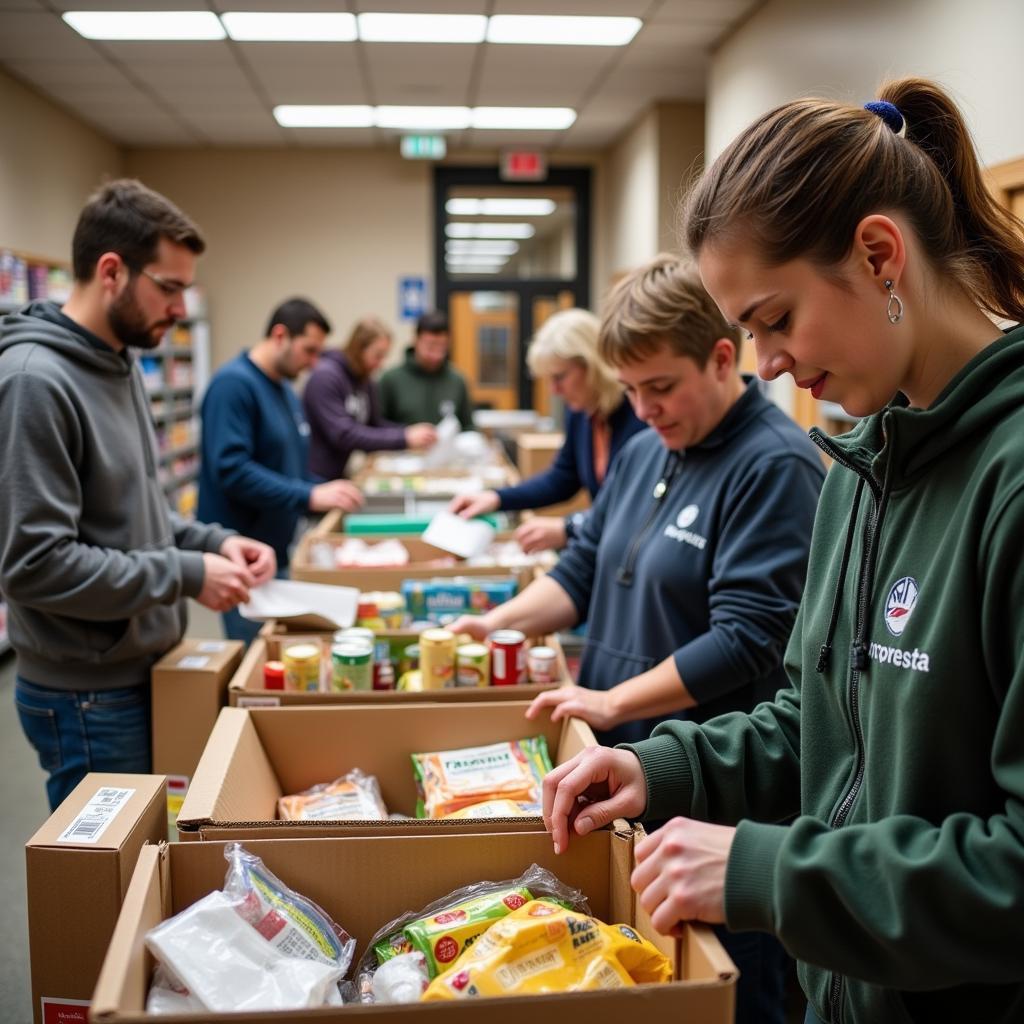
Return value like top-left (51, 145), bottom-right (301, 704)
top-left (422, 899), bottom-right (671, 1000)
top-left (411, 736), bottom-right (552, 819)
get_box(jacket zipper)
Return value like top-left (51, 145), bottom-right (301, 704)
top-left (615, 451), bottom-right (683, 586)
top-left (811, 429), bottom-right (883, 1024)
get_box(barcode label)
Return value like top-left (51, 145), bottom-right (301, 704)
top-left (57, 786), bottom-right (136, 844)
top-left (176, 655), bottom-right (210, 669)
top-left (236, 695), bottom-right (281, 707)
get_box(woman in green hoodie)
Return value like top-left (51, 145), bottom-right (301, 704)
top-left (542, 78), bottom-right (1024, 1024)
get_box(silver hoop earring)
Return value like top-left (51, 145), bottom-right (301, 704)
top-left (885, 278), bottom-right (904, 324)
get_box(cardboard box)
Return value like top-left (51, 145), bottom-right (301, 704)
top-left (25, 773), bottom-right (166, 1024)
top-left (91, 830), bottom-right (736, 1023)
top-left (291, 532), bottom-right (538, 592)
top-left (230, 630), bottom-right (572, 707)
top-left (515, 432), bottom-right (590, 516)
top-left (176, 703), bottom-right (596, 840)
top-left (151, 638), bottom-right (245, 832)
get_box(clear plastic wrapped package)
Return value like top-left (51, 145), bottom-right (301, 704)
top-left (145, 842), bottom-right (355, 1013)
top-left (278, 768), bottom-right (389, 821)
top-left (354, 863), bottom-right (589, 1003)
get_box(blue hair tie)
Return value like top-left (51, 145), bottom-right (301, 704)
top-left (864, 100), bottom-right (907, 138)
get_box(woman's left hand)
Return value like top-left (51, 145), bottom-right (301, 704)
top-left (631, 817), bottom-right (736, 933)
top-left (515, 516), bottom-right (567, 553)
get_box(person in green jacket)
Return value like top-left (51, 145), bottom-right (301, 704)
top-left (542, 78), bottom-right (1024, 1024)
top-left (378, 310), bottom-right (474, 429)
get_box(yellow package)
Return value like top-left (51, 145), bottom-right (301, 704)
top-left (278, 769), bottom-right (388, 821)
top-left (442, 799), bottom-right (539, 820)
top-left (422, 899), bottom-right (671, 1000)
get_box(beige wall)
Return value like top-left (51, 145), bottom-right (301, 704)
top-left (708, 0), bottom-right (1024, 165)
top-left (0, 66), bottom-right (123, 264)
top-left (597, 100), bottom-right (705, 302)
top-left (124, 148), bottom-right (434, 369)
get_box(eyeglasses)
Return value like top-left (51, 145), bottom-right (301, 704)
top-left (138, 267), bottom-right (191, 299)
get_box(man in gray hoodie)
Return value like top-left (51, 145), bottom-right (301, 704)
top-left (0, 179), bottom-right (275, 810)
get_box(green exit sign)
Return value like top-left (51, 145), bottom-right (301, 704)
top-left (400, 135), bottom-right (447, 160)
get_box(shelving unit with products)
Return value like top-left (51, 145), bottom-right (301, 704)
top-left (1, 246), bottom-right (211, 520)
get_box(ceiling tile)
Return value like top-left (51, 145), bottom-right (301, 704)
top-left (2, 56), bottom-right (127, 89)
top-left (0, 11), bottom-right (102, 59)
top-left (363, 42), bottom-right (476, 104)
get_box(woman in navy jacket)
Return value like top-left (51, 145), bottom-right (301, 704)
top-left (451, 308), bottom-right (645, 551)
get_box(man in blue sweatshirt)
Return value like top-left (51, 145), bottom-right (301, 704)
top-left (198, 298), bottom-right (363, 641)
top-left (452, 254), bottom-right (824, 1024)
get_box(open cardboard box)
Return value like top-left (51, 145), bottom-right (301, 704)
top-left (176, 703), bottom-right (595, 840)
top-left (91, 829), bottom-right (736, 1023)
top-left (291, 532), bottom-right (540, 592)
top-left (230, 628), bottom-right (571, 707)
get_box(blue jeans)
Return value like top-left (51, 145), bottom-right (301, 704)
top-left (15, 676), bottom-right (152, 811)
top-left (715, 926), bottom-right (790, 1024)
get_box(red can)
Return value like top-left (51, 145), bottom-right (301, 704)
top-left (263, 660), bottom-right (285, 690)
top-left (488, 629), bottom-right (526, 686)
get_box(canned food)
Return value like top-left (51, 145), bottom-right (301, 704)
top-left (399, 643), bottom-right (420, 676)
top-left (527, 645), bottom-right (558, 685)
top-left (489, 629), bottom-right (526, 686)
top-left (419, 628), bottom-right (456, 689)
top-left (282, 643), bottom-right (321, 692)
top-left (331, 639), bottom-right (374, 692)
top-left (374, 661), bottom-right (396, 691)
top-left (334, 626), bottom-right (375, 646)
top-left (456, 643), bottom-right (490, 688)
top-left (376, 591), bottom-right (406, 630)
top-left (263, 660), bottom-right (285, 690)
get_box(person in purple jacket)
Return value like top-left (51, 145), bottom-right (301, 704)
top-left (304, 316), bottom-right (437, 479)
top-left (451, 308), bottom-right (646, 551)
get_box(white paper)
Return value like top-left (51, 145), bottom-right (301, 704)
top-left (239, 578), bottom-right (358, 630)
top-left (422, 510), bottom-right (495, 559)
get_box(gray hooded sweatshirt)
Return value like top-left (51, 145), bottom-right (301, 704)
top-left (0, 301), bottom-right (233, 690)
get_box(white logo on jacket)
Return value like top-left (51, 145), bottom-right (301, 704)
top-left (884, 576), bottom-right (919, 637)
top-left (664, 503), bottom-right (706, 549)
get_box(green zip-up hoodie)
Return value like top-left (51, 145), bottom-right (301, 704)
top-left (626, 326), bottom-right (1024, 1023)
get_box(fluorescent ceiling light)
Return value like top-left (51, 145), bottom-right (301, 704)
top-left (446, 198), bottom-right (556, 217)
top-left (222, 12), bottom-right (356, 42)
top-left (446, 240), bottom-right (519, 256)
top-left (446, 265), bottom-right (502, 274)
top-left (376, 106), bottom-right (471, 130)
top-left (446, 257), bottom-right (509, 267)
top-left (358, 13), bottom-right (486, 43)
top-left (63, 10), bottom-right (225, 40)
top-left (274, 105), bottom-right (374, 128)
top-left (472, 107), bottom-right (575, 130)
top-left (487, 15), bottom-right (641, 46)
top-left (446, 223), bottom-right (535, 239)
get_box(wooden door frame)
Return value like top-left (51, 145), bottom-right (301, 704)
top-left (434, 165), bottom-right (592, 409)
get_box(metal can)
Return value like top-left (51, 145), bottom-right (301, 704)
top-left (399, 643), bottom-right (420, 676)
top-left (334, 626), bottom-right (375, 646)
top-left (282, 643), bottom-right (321, 692)
top-left (489, 629), bottom-right (526, 686)
top-left (456, 643), bottom-right (490, 688)
top-left (419, 628), bottom-right (456, 689)
top-left (527, 645), bottom-right (558, 685)
top-left (331, 639), bottom-right (374, 692)
top-left (263, 660), bottom-right (285, 690)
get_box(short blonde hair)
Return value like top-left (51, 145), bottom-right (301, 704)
top-left (526, 308), bottom-right (624, 418)
top-left (599, 253), bottom-right (741, 368)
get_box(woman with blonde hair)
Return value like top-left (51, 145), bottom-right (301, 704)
top-left (451, 307), bottom-right (645, 551)
top-left (543, 79), bottom-right (1024, 1024)
top-left (305, 315), bottom-right (436, 478)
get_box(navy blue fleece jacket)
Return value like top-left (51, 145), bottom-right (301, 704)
top-left (197, 352), bottom-right (313, 567)
top-left (548, 378), bottom-right (824, 745)
top-left (494, 399), bottom-right (647, 511)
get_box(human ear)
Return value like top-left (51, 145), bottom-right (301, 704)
top-left (851, 214), bottom-right (906, 291)
top-left (711, 337), bottom-right (737, 376)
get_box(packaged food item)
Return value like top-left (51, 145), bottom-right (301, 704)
top-left (401, 577), bottom-right (518, 623)
top-left (371, 952), bottom-right (430, 1004)
top-left (356, 596), bottom-right (386, 632)
top-left (397, 670), bottom-right (423, 692)
top-left (419, 628), bottom-right (456, 689)
top-left (411, 736), bottom-right (553, 818)
top-left (374, 660), bottom-right (396, 690)
top-left (455, 643), bottom-right (490, 687)
top-left (355, 864), bottom-right (589, 1002)
top-left (442, 799), bottom-right (539, 819)
top-left (527, 645), bottom-right (558, 685)
top-left (282, 643), bottom-right (321, 692)
top-left (375, 591), bottom-right (407, 629)
top-left (144, 843), bottom-right (354, 1012)
top-left (278, 769), bottom-right (388, 821)
top-left (262, 660), bottom-right (285, 690)
top-left (423, 899), bottom-right (671, 1000)
top-left (489, 629), bottom-right (526, 686)
top-left (330, 639), bottom-right (374, 692)
top-left (334, 626), bottom-right (375, 646)
top-left (398, 643), bottom-right (420, 675)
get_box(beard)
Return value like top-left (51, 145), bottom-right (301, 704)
top-left (109, 282), bottom-right (173, 350)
